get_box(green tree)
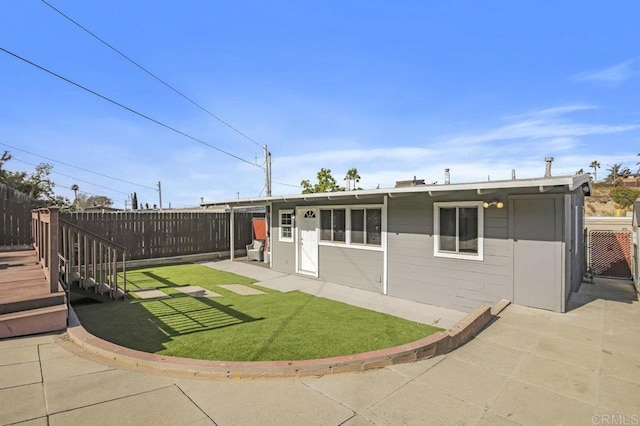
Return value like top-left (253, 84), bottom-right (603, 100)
top-left (74, 193), bottom-right (114, 210)
top-left (86, 195), bottom-right (113, 207)
top-left (589, 160), bottom-right (600, 181)
top-left (50, 195), bottom-right (72, 208)
top-left (26, 163), bottom-right (55, 200)
top-left (300, 168), bottom-right (345, 193)
top-left (132, 192), bottom-right (139, 210)
top-left (0, 154), bottom-right (55, 201)
top-left (0, 151), bottom-right (75, 206)
top-left (0, 150), bottom-right (28, 191)
top-left (610, 186), bottom-right (640, 209)
top-left (344, 167), bottom-right (361, 191)
top-left (0, 150), bottom-right (12, 176)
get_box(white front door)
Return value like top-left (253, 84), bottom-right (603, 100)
top-left (298, 209), bottom-right (318, 276)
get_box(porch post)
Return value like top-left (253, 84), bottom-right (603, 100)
top-left (229, 206), bottom-right (235, 262)
top-left (48, 206), bottom-right (60, 293)
top-left (382, 195), bottom-right (388, 295)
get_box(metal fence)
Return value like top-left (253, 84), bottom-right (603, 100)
top-left (588, 230), bottom-right (632, 278)
top-left (61, 211), bottom-right (261, 260)
top-left (0, 183), bottom-right (36, 246)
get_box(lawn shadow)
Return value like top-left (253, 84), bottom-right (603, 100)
top-left (142, 294), bottom-right (264, 338)
top-left (74, 294), bottom-right (263, 354)
top-left (120, 271), bottom-right (187, 291)
top-left (73, 300), bottom-right (172, 353)
top-left (142, 271), bottom-right (185, 288)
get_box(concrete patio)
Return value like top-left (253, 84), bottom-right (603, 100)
top-left (0, 271), bottom-right (638, 425)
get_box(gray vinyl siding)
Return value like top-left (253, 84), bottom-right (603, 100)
top-left (271, 203), bottom-right (296, 274)
top-left (268, 184), bottom-right (584, 313)
top-left (318, 245), bottom-right (384, 293)
top-left (387, 192), bottom-right (512, 312)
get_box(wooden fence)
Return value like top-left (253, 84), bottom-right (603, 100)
top-left (1, 183), bottom-right (36, 246)
top-left (61, 211), bottom-right (261, 260)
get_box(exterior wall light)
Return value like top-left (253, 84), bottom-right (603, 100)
top-left (483, 201), bottom-right (504, 209)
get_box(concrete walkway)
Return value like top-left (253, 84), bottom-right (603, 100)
top-left (1, 275), bottom-right (639, 425)
top-left (202, 260), bottom-right (468, 329)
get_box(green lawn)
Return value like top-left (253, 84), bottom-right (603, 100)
top-left (73, 263), bottom-right (442, 361)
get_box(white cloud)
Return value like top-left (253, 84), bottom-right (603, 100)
top-left (506, 104), bottom-right (599, 120)
top-left (268, 105), bottom-right (639, 194)
top-left (573, 60), bottom-right (638, 85)
top-left (440, 119), bottom-right (637, 147)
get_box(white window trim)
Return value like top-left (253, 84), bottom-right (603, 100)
top-left (433, 201), bottom-right (484, 261)
top-left (279, 209), bottom-right (294, 243)
top-left (317, 205), bottom-right (384, 251)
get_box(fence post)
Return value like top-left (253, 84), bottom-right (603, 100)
top-left (230, 208), bottom-right (235, 261)
top-left (47, 207), bottom-right (60, 293)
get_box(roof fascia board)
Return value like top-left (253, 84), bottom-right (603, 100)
top-left (201, 175), bottom-right (581, 208)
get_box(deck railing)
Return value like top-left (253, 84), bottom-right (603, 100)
top-left (59, 218), bottom-right (127, 300)
top-left (32, 207), bottom-right (127, 301)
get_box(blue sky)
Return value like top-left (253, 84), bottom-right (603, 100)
top-left (1, 1), bottom-right (638, 208)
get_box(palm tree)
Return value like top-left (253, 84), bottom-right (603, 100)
top-left (344, 168), bottom-right (361, 191)
top-left (589, 160), bottom-right (600, 181)
top-left (70, 184), bottom-right (79, 205)
top-left (605, 163), bottom-right (631, 185)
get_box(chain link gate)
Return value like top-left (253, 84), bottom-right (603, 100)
top-left (588, 230), bottom-right (632, 278)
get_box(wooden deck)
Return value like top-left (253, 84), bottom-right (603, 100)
top-left (0, 249), bottom-right (67, 338)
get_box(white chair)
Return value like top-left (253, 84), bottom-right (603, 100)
top-left (246, 240), bottom-right (264, 262)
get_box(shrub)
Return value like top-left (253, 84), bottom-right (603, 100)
top-left (610, 186), bottom-right (640, 209)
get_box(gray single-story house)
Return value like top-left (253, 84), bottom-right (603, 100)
top-left (203, 173), bottom-right (592, 313)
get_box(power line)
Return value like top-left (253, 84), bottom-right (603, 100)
top-left (1, 142), bottom-right (156, 191)
top-left (64, 186), bottom-right (126, 203)
top-left (41, 0), bottom-right (263, 149)
top-left (10, 157), bottom-right (130, 197)
top-left (275, 181), bottom-right (300, 189)
top-left (0, 47), bottom-right (262, 169)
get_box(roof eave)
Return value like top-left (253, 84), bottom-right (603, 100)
top-left (200, 175), bottom-right (588, 208)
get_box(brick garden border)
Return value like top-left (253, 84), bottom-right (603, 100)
top-left (65, 300), bottom-right (509, 379)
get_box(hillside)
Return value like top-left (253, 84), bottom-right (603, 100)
top-left (585, 183), bottom-right (639, 217)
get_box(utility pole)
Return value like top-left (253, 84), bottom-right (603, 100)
top-left (124, 199), bottom-right (128, 211)
top-left (157, 181), bottom-right (163, 210)
top-left (264, 145), bottom-right (272, 197)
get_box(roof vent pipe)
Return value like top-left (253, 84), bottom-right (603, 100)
top-left (444, 168), bottom-right (450, 184)
top-left (544, 157), bottom-right (554, 178)
top-left (512, 169), bottom-right (516, 180)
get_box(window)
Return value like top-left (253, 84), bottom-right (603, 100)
top-left (434, 202), bottom-right (483, 261)
top-left (351, 209), bottom-right (365, 244)
top-left (366, 209), bottom-right (382, 245)
top-left (318, 206), bottom-right (383, 248)
top-left (350, 208), bottom-right (381, 246)
top-left (320, 209), bottom-right (345, 242)
top-left (279, 210), bottom-right (293, 242)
